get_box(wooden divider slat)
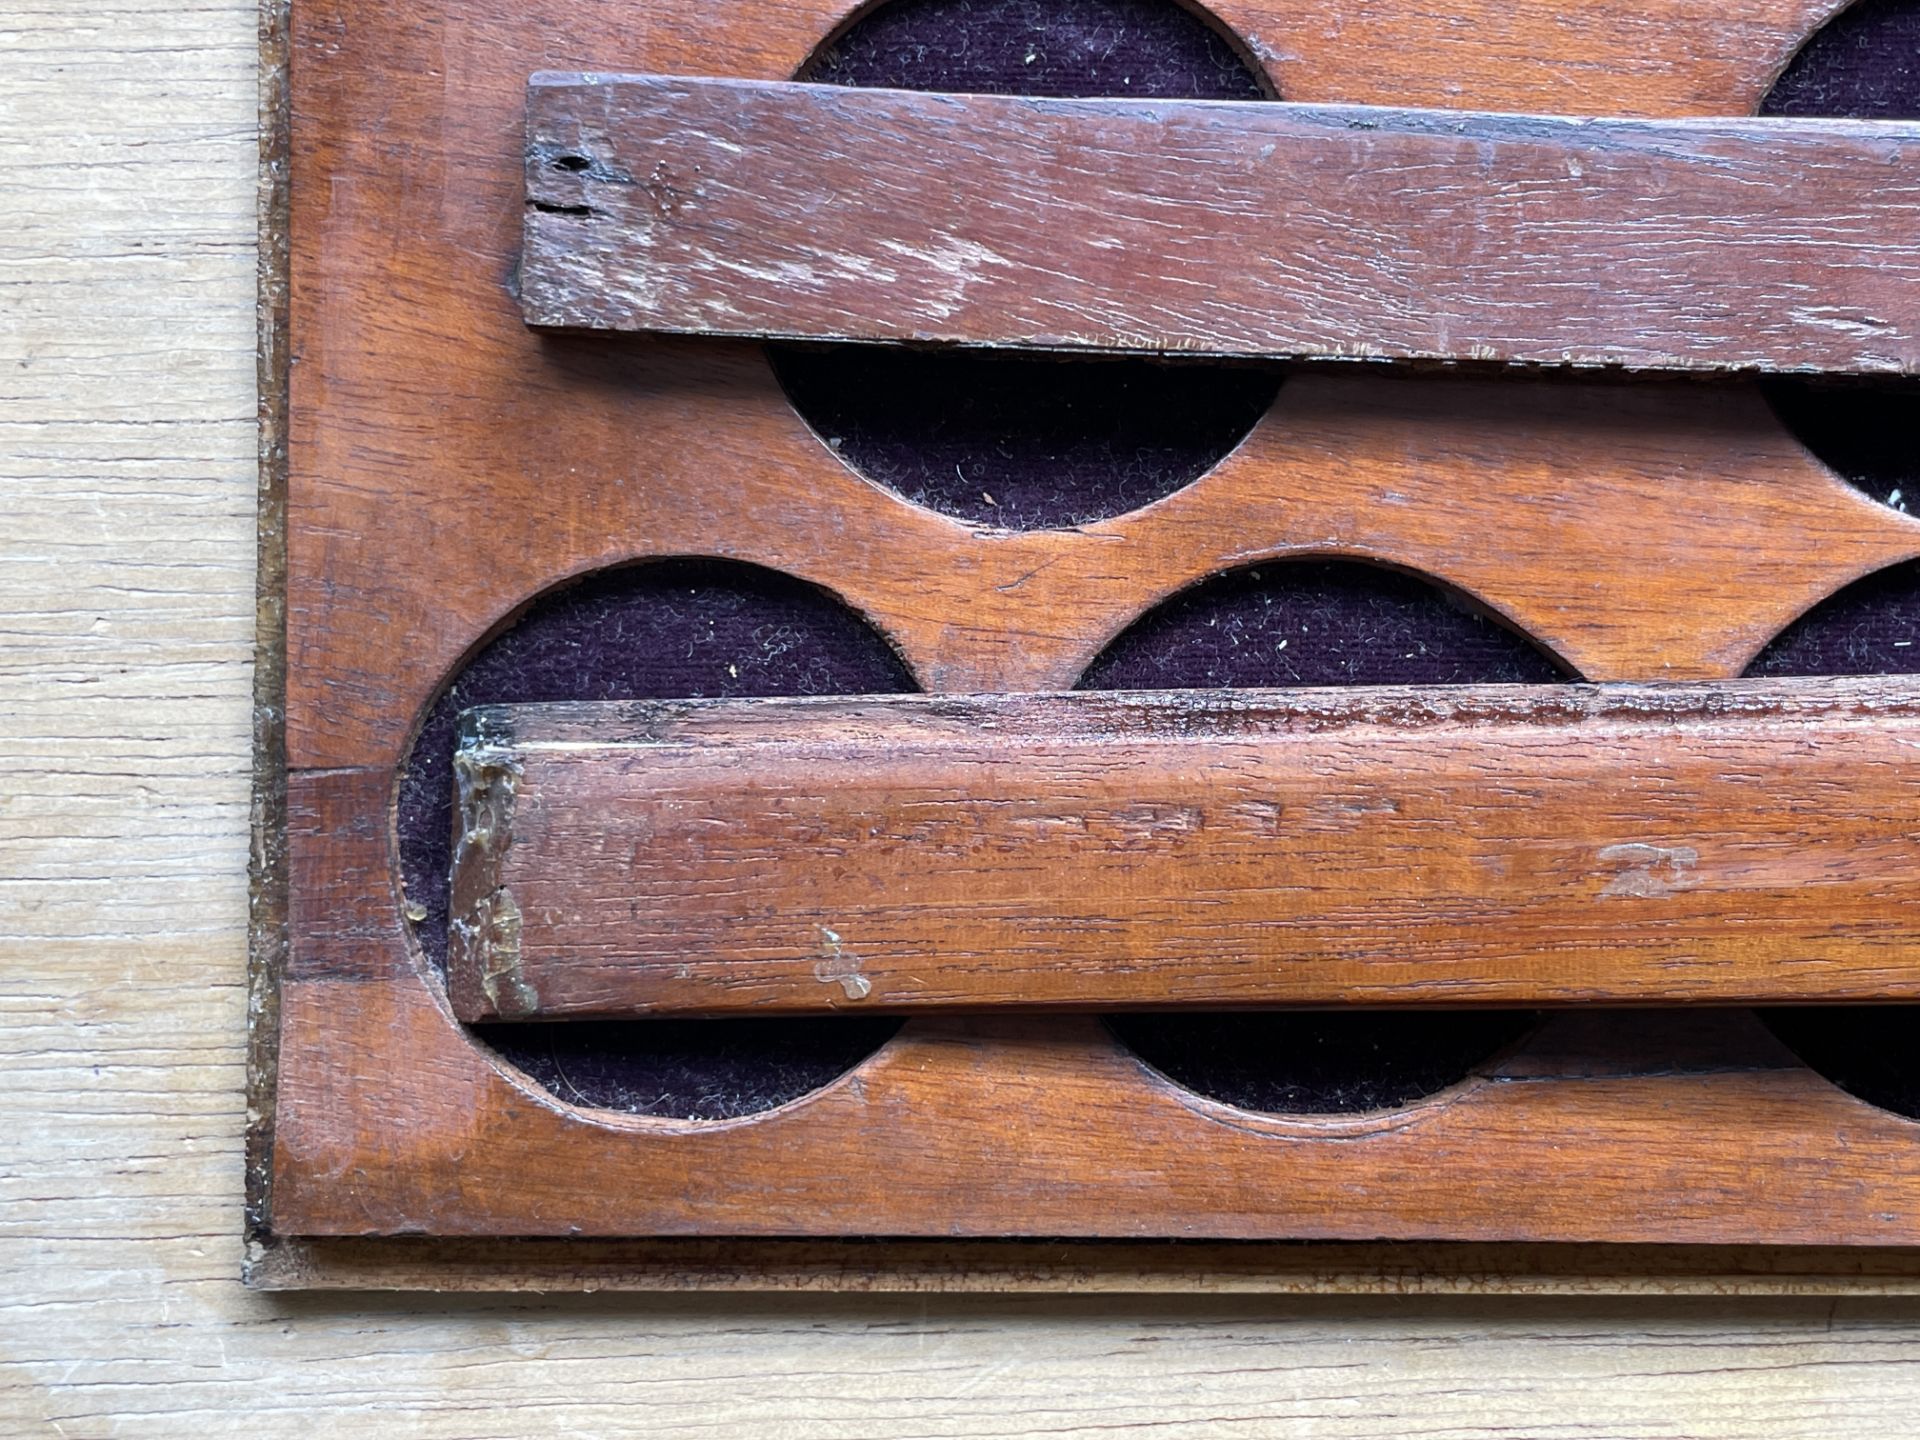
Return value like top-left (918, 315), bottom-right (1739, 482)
top-left (523, 75), bottom-right (1920, 373)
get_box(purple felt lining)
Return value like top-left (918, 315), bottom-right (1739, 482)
top-left (1106, 1011), bottom-right (1534, 1115)
top-left (770, 348), bottom-right (1281, 529)
top-left (1758, 0), bottom-right (1920, 520)
top-left (805, 0), bottom-right (1270, 104)
top-left (1746, 561), bottom-right (1920, 677)
top-left (1077, 559), bottom-right (1567, 690)
top-left (1762, 0), bottom-right (1920, 119)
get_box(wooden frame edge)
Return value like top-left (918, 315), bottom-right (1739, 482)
top-left (245, 0), bottom-right (292, 1284)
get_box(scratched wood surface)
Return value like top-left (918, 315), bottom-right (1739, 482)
top-left (17, 0), bottom-right (1920, 1429)
top-left (269, 982), bottom-right (1920, 1244)
top-left (449, 682), bottom-right (1920, 1020)
top-left (271, 0), bottom-right (1920, 1250)
top-left (276, 758), bottom-right (1920, 1244)
top-left (523, 76), bottom-right (1920, 373)
top-left (285, 0), bottom-right (1902, 766)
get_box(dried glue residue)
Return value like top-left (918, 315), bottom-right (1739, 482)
top-left (814, 926), bottom-right (873, 1000)
top-left (1596, 842), bottom-right (1700, 898)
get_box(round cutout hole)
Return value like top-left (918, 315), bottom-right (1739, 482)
top-left (1082, 560), bottom-right (1559, 1114)
top-left (1746, 548), bottom-right (1920, 1116)
top-left (1744, 559), bottom-right (1920, 677)
top-left (397, 559), bottom-right (910, 1120)
top-left (773, 0), bottom-right (1283, 530)
top-left (1079, 558), bottom-right (1570, 691)
top-left (1758, 0), bottom-right (1920, 513)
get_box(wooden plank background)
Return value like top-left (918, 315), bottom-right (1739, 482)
top-left (9, 0), bottom-right (1920, 1430)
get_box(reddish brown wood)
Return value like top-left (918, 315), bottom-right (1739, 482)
top-left (287, 365), bottom-right (1918, 766)
top-left (450, 680), bottom-right (1920, 1020)
top-left (270, 765), bottom-right (1920, 1245)
top-left (283, 0), bottom-right (1920, 775)
top-left (274, 906), bottom-right (1920, 1244)
top-left (269, 0), bottom-right (1920, 1261)
top-left (523, 77), bottom-right (1920, 374)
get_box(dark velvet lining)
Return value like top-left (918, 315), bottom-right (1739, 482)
top-left (774, 0), bottom-right (1282, 529)
top-left (1745, 560), bottom-right (1920, 678)
top-left (1761, 378), bottom-right (1920, 515)
top-left (460, 1019), bottom-right (901, 1123)
top-left (805, 0), bottom-right (1273, 98)
top-left (1078, 559), bottom-right (1569, 691)
top-left (771, 348), bottom-right (1281, 529)
top-left (1761, 0), bottom-right (1920, 119)
top-left (1752, 0), bottom-right (1920, 1116)
top-left (1108, 1011), bottom-right (1533, 1115)
top-left (1759, 1009), bottom-right (1920, 1120)
top-left (397, 560), bottom-right (910, 1119)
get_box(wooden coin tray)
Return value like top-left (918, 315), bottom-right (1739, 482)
top-left (250, 0), bottom-right (1920, 1287)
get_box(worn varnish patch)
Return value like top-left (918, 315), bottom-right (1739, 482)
top-left (522, 76), bottom-right (1920, 373)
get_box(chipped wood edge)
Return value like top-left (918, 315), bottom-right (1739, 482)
top-left (446, 716), bottom-right (534, 1021)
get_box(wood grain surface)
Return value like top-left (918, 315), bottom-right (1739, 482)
top-left (268, 969), bottom-right (1920, 1245)
top-left (271, 0), bottom-right (1920, 1256)
top-left (285, 0), bottom-right (1908, 774)
top-left (524, 76), bottom-right (1920, 373)
top-left (450, 682), bottom-right (1920, 1019)
top-left (14, 0), bottom-right (1920, 1429)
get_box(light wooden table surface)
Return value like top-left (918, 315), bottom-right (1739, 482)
top-left (6, 0), bottom-right (1920, 1432)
